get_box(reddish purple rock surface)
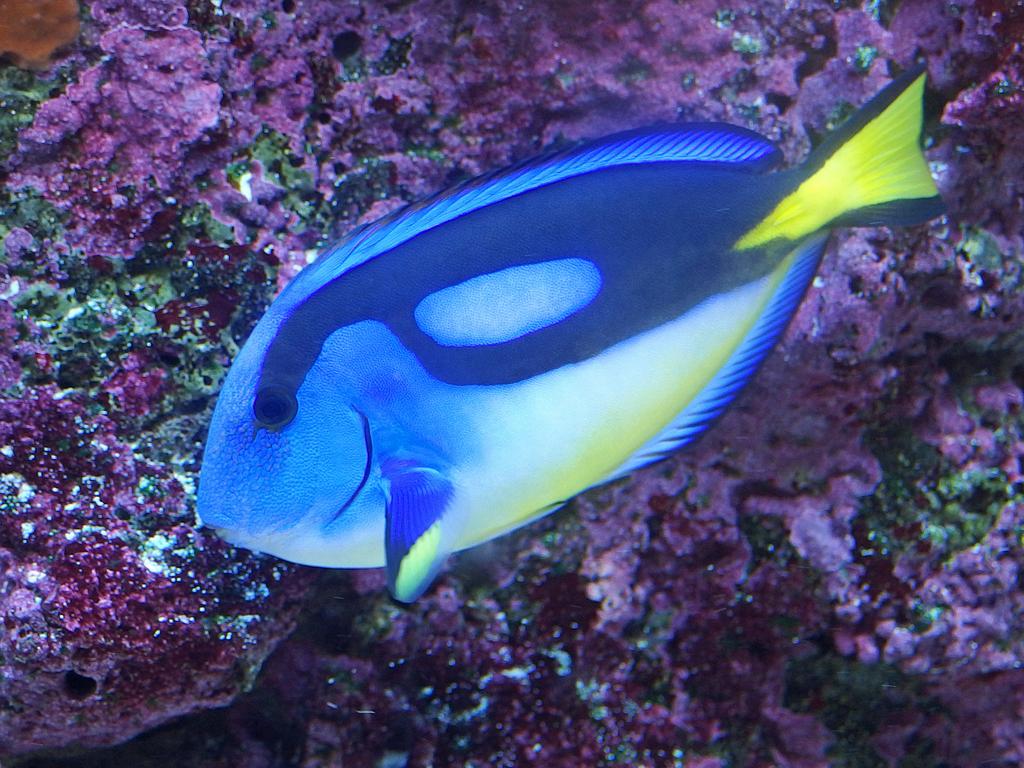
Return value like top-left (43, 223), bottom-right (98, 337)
top-left (2, 0), bottom-right (1023, 766)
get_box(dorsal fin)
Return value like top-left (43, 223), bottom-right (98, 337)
top-left (278, 125), bottom-right (782, 307)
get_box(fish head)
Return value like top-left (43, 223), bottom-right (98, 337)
top-left (197, 318), bottom-right (384, 568)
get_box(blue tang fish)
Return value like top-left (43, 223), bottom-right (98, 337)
top-left (198, 66), bottom-right (943, 602)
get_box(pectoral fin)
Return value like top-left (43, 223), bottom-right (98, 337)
top-left (383, 460), bottom-right (454, 603)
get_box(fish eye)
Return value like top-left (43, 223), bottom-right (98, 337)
top-left (252, 386), bottom-right (297, 429)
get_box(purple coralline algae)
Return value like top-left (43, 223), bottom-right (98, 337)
top-left (1, 0), bottom-right (1023, 766)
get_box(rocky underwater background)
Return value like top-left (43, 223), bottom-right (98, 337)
top-left (0, 0), bottom-right (1022, 766)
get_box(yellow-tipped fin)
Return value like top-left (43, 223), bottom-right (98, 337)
top-left (392, 521), bottom-right (443, 602)
top-left (384, 463), bottom-right (453, 603)
top-left (737, 65), bottom-right (943, 250)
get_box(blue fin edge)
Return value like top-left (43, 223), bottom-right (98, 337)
top-left (612, 235), bottom-right (829, 477)
top-left (279, 125), bottom-right (782, 307)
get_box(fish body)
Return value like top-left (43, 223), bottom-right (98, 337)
top-left (199, 67), bottom-right (943, 601)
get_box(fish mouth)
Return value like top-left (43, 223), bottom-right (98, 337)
top-left (211, 524), bottom-right (296, 558)
top-left (208, 525), bottom-right (259, 555)
top-left (201, 409), bottom-right (374, 556)
top-left (211, 524), bottom-right (257, 548)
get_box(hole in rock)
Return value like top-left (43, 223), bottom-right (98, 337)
top-left (63, 670), bottom-right (97, 699)
top-left (332, 30), bottom-right (362, 60)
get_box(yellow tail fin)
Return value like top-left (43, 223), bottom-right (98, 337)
top-left (737, 65), bottom-right (943, 250)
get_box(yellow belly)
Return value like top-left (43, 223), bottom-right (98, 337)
top-left (451, 249), bottom-right (798, 550)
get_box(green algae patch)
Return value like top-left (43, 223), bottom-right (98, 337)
top-left (784, 651), bottom-right (942, 767)
top-left (0, 64), bottom-right (76, 159)
top-left (859, 422), bottom-right (1018, 562)
top-left (923, 467), bottom-right (1015, 552)
top-left (9, 197), bottom-right (276, 430)
top-left (250, 127), bottom-right (315, 202)
top-left (231, 126), bottom-right (327, 239)
top-left (740, 513), bottom-right (798, 568)
top-left (230, 127), bottom-right (401, 246)
top-left (858, 425), bottom-right (942, 560)
top-left (731, 32), bottom-right (763, 56)
top-left (0, 187), bottom-right (65, 260)
top-left (375, 34), bottom-right (413, 76)
top-left (957, 225), bottom-right (1022, 295)
top-left (713, 9), bottom-right (736, 28)
top-left (852, 45), bottom-right (878, 73)
top-left (615, 55), bottom-right (651, 85)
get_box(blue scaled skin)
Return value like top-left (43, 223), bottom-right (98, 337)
top-left (198, 66), bottom-right (944, 602)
